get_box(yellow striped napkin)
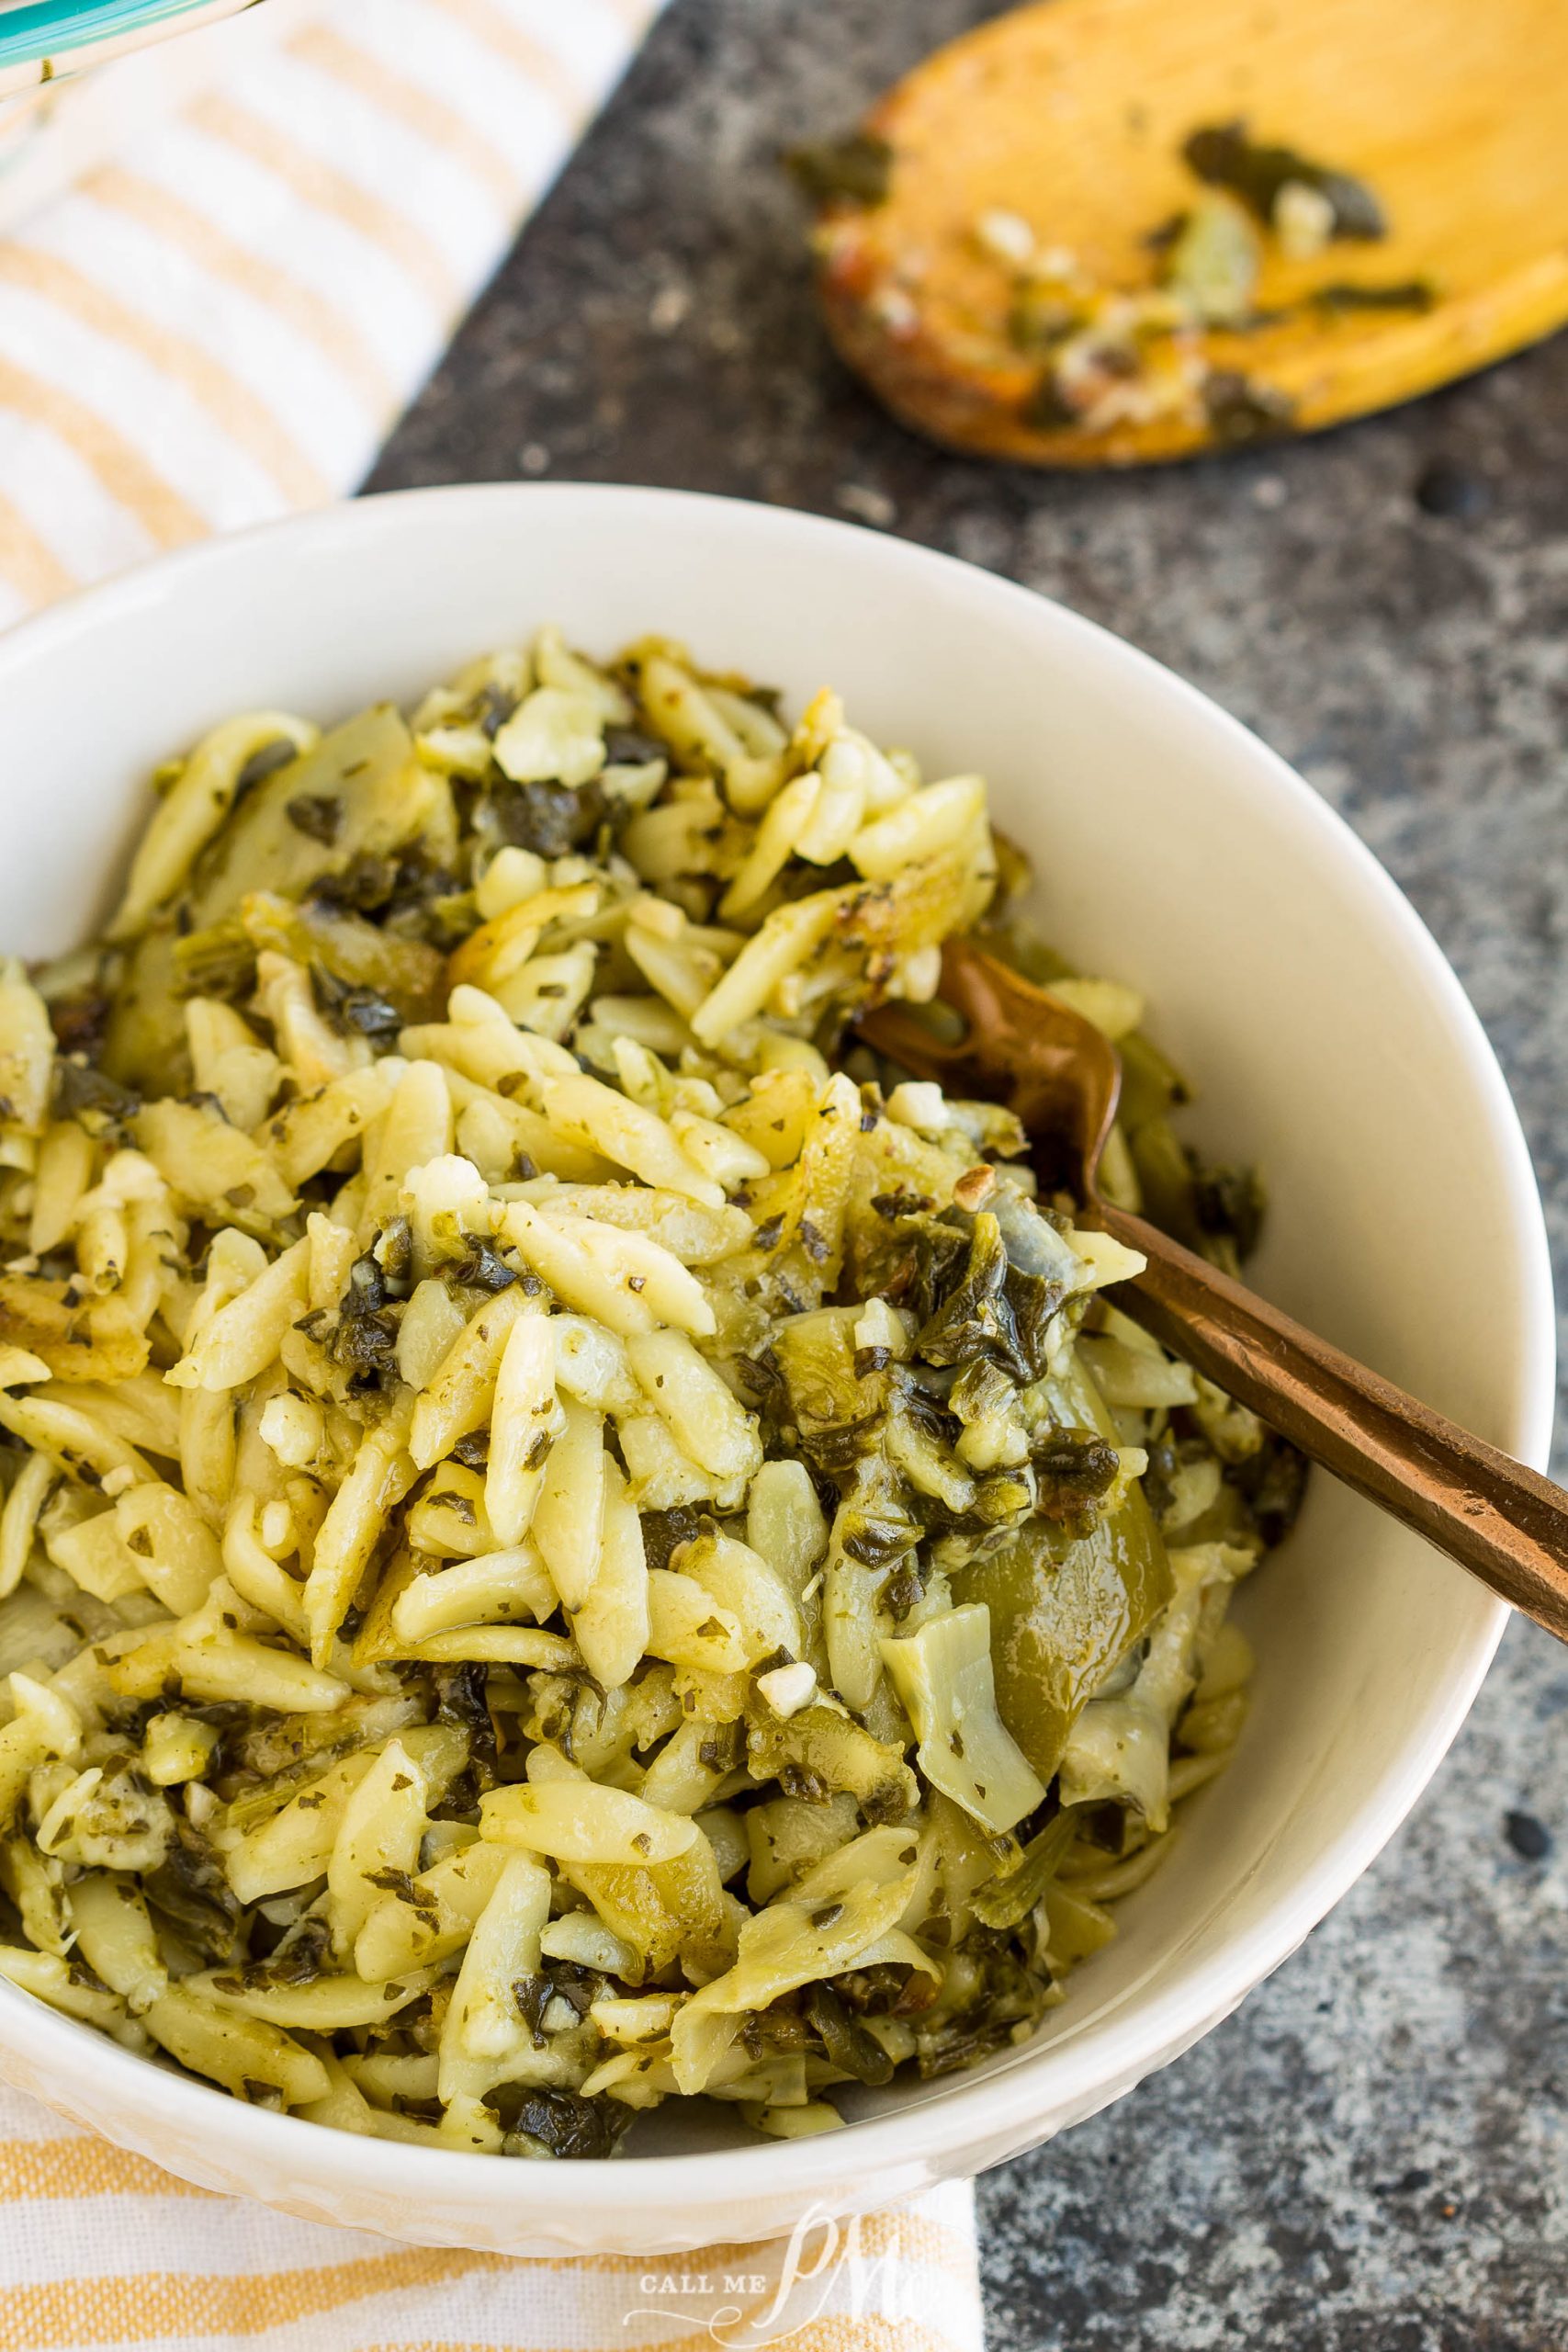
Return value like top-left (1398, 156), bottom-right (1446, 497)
top-left (0, 3), bottom-right (989, 2344)
top-left (0, 2084), bottom-right (984, 2352)
top-left (0, 0), bottom-right (660, 620)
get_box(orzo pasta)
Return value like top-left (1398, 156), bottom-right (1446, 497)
top-left (0, 627), bottom-right (1301, 2155)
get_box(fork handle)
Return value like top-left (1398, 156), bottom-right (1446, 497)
top-left (1098, 1201), bottom-right (1568, 1643)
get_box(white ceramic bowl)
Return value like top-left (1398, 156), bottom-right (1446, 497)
top-left (0, 485), bottom-right (1551, 2254)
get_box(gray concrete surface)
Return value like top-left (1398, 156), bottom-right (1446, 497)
top-left (368, 6), bottom-right (1568, 2341)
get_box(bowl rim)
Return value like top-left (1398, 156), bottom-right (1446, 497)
top-left (0, 480), bottom-right (1552, 2211)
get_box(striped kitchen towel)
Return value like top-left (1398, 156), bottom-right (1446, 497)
top-left (0, 0), bottom-right (659, 624)
top-left (0, 2082), bottom-right (985, 2352)
top-left (0, 4), bottom-right (989, 2346)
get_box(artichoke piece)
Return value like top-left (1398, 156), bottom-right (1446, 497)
top-left (745, 1700), bottom-right (916, 1823)
top-left (185, 706), bottom-right (438, 930)
top-left (769, 1305), bottom-right (873, 1437)
top-left (954, 1496), bottom-right (1172, 1784)
top-left (102, 712), bottom-right (438, 1093)
top-left (744, 1792), bottom-right (860, 1904)
top-left (235, 893), bottom-right (446, 1027)
top-left (879, 1602), bottom-right (1044, 1836)
top-left (952, 1364), bottom-right (1172, 1781)
top-left (563, 1829), bottom-right (729, 1983)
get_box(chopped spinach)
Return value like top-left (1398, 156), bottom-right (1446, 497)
top-left (507, 2088), bottom-right (631, 2161)
top-left (491, 778), bottom-right (605, 857)
top-left (805, 1980), bottom-right (895, 2086)
top-left (784, 131), bottom-right (893, 208)
top-left (285, 794), bottom-right (343, 845)
top-left (1184, 120), bottom-right (1386, 240)
top-left (1310, 278), bottom-right (1436, 315)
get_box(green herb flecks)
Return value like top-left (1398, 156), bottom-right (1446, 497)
top-left (1183, 121), bottom-right (1385, 241)
top-left (1309, 278), bottom-right (1437, 316)
top-left (1202, 369), bottom-right (1296, 447)
top-left (785, 131), bottom-right (894, 209)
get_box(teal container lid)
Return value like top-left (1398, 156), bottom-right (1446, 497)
top-left (0, 0), bottom-right (229, 71)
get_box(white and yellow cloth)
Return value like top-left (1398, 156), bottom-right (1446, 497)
top-left (0, 0), bottom-right (649, 622)
top-left (0, 2082), bottom-right (984, 2351)
top-left (0, 3), bottom-right (988, 2345)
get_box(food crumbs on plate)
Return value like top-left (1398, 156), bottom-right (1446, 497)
top-left (837, 115), bottom-right (1418, 445)
top-left (794, 7), bottom-right (1440, 471)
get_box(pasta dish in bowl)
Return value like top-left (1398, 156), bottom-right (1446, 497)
top-left (0, 484), bottom-right (1542, 2253)
top-left (0, 624), bottom-right (1296, 2156)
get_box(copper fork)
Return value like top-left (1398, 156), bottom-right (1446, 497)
top-left (859, 936), bottom-right (1568, 1644)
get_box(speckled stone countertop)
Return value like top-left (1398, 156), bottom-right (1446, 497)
top-left (369, 6), bottom-right (1568, 2341)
